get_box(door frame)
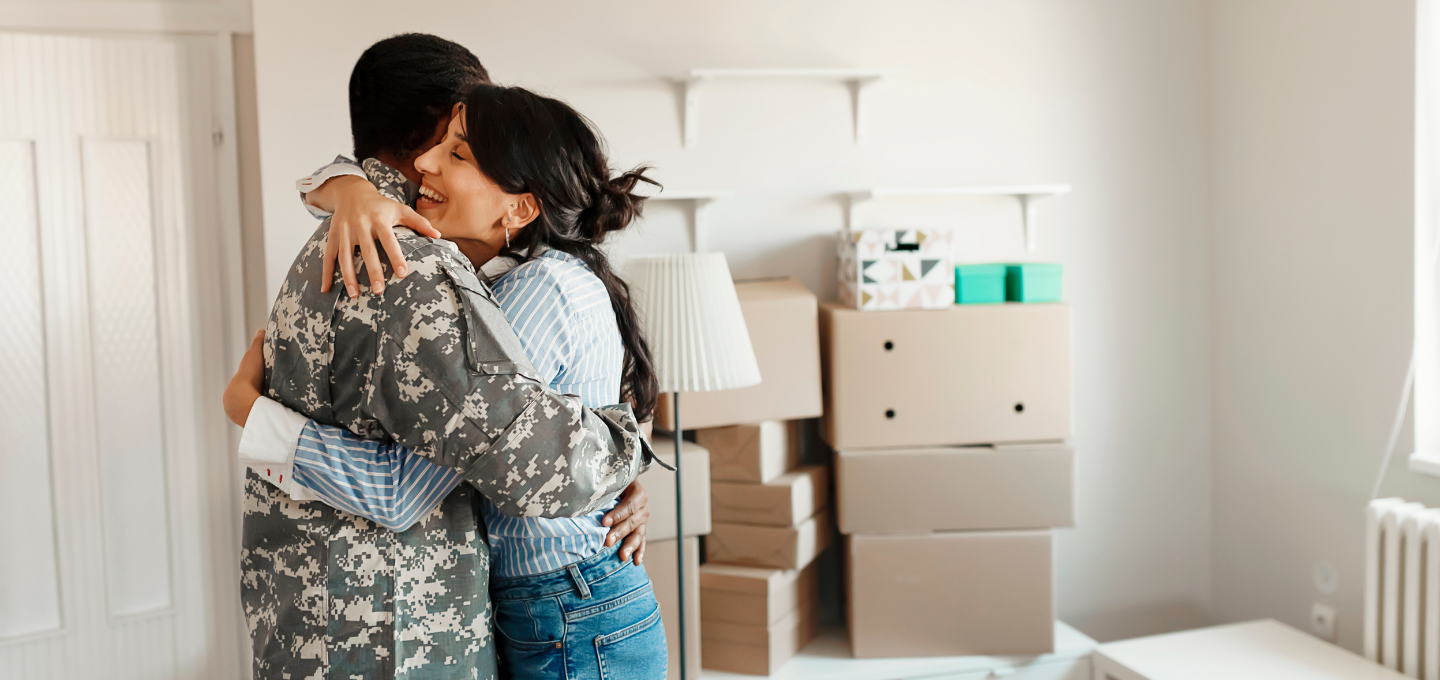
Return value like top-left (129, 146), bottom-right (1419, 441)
top-left (0, 24), bottom-right (254, 680)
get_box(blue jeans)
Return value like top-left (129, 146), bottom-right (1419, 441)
top-left (491, 543), bottom-right (667, 680)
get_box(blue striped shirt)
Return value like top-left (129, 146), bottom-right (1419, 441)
top-left (290, 249), bottom-right (625, 577)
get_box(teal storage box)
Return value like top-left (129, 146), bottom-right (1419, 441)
top-left (1005, 263), bottom-right (1063, 302)
top-left (954, 264), bottom-right (1007, 304)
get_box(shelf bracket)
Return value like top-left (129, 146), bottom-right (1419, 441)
top-left (689, 197), bottom-right (718, 253)
top-left (1018, 193), bottom-right (1040, 251)
top-left (848, 75), bottom-right (884, 144)
top-left (647, 191), bottom-right (734, 252)
top-left (681, 75), bottom-right (707, 149)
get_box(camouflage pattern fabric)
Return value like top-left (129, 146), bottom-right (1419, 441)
top-left (242, 159), bottom-right (653, 680)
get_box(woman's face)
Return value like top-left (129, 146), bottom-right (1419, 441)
top-left (413, 106), bottom-right (534, 263)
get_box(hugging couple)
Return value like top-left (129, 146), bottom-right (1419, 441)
top-left (223, 33), bottom-right (673, 680)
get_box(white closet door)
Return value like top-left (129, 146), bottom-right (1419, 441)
top-left (0, 32), bottom-right (241, 680)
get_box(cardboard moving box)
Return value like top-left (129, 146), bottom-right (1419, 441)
top-left (648, 537), bottom-right (701, 680)
top-left (712, 465), bottom-right (829, 527)
top-left (699, 563), bottom-right (818, 627)
top-left (836, 443), bottom-right (1074, 533)
top-left (656, 279), bottom-right (823, 430)
top-left (700, 604), bottom-right (818, 676)
top-left (820, 302), bottom-right (1071, 450)
top-left (641, 436), bottom-right (712, 540)
top-left (707, 511), bottom-right (831, 570)
top-left (696, 420), bottom-right (802, 484)
top-left (848, 530), bottom-right (1055, 658)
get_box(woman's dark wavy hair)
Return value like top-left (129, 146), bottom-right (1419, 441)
top-left (461, 84), bottom-right (659, 422)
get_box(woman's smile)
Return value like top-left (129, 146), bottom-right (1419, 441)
top-left (417, 181), bottom-right (448, 209)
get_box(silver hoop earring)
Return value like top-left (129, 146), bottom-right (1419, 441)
top-left (504, 228), bottom-right (511, 248)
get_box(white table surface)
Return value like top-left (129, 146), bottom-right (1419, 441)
top-left (699, 621), bottom-right (1095, 680)
top-left (1095, 619), bottom-right (1407, 680)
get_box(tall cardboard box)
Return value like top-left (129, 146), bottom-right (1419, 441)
top-left (656, 279), bottom-right (823, 429)
top-left (641, 436), bottom-right (712, 540)
top-left (696, 420), bottom-right (802, 484)
top-left (707, 511), bottom-right (831, 570)
top-left (820, 302), bottom-right (1071, 450)
top-left (848, 530), bottom-right (1055, 658)
top-left (712, 465), bottom-right (829, 527)
top-left (835, 444), bottom-right (1073, 533)
top-left (648, 537), bottom-right (700, 680)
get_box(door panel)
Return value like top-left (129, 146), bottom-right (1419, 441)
top-left (0, 139), bottom-right (64, 641)
top-left (0, 31), bottom-right (241, 680)
top-left (82, 138), bottom-right (176, 619)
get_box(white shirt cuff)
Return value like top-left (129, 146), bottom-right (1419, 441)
top-left (296, 160), bottom-right (366, 219)
top-left (239, 396), bottom-right (317, 502)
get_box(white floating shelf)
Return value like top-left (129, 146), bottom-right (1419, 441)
top-left (679, 68), bottom-right (899, 147)
top-left (846, 184), bottom-right (1072, 251)
top-left (644, 190), bottom-right (735, 253)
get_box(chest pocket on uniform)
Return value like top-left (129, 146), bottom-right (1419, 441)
top-left (440, 262), bottom-right (544, 383)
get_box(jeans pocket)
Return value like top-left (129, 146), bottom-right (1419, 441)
top-left (496, 635), bottom-right (565, 680)
top-left (495, 597), bottom-right (565, 644)
top-left (495, 596), bottom-right (567, 679)
top-left (594, 607), bottom-right (667, 680)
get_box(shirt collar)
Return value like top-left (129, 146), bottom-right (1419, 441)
top-left (480, 244), bottom-right (551, 281)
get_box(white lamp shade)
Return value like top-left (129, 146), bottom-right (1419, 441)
top-left (626, 253), bottom-right (762, 394)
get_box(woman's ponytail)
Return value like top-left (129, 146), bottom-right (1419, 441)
top-left (586, 168), bottom-right (657, 241)
top-left (572, 166), bottom-right (660, 422)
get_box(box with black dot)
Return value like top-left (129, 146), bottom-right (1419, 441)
top-left (818, 302), bottom-right (1072, 449)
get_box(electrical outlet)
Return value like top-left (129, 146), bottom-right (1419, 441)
top-left (1312, 602), bottom-right (1337, 641)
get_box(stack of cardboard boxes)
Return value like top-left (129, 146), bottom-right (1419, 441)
top-left (696, 421), bottom-right (827, 675)
top-left (652, 278), bottom-right (826, 677)
top-left (820, 301), bottom-right (1076, 659)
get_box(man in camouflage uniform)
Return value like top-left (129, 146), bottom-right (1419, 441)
top-left (241, 35), bottom-right (655, 679)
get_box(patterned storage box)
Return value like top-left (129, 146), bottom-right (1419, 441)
top-left (837, 229), bottom-right (954, 311)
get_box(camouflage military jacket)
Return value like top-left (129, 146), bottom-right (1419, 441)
top-left (241, 160), bottom-right (653, 680)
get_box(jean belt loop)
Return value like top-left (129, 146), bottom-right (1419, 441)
top-left (567, 564), bottom-right (592, 600)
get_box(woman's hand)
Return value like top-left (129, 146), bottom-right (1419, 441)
top-left (223, 330), bottom-right (266, 428)
top-left (602, 481), bottom-right (650, 566)
top-left (317, 175), bottom-right (441, 299)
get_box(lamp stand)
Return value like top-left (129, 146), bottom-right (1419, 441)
top-left (673, 392), bottom-right (687, 680)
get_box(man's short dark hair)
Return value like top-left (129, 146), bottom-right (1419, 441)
top-left (349, 33), bottom-right (489, 161)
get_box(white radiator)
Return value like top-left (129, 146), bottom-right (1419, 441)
top-left (1367, 498), bottom-right (1440, 677)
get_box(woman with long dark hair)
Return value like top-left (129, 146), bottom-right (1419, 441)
top-left (225, 84), bottom-right (667, 679)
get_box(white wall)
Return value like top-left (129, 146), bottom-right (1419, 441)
top-left (251, 0), bottom-right (1216, 639)
top-left (1208, 0), bottom-right (1428, 652)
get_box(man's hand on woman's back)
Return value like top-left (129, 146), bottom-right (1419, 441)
top-left (603, 481), bottom-right (650, 566)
